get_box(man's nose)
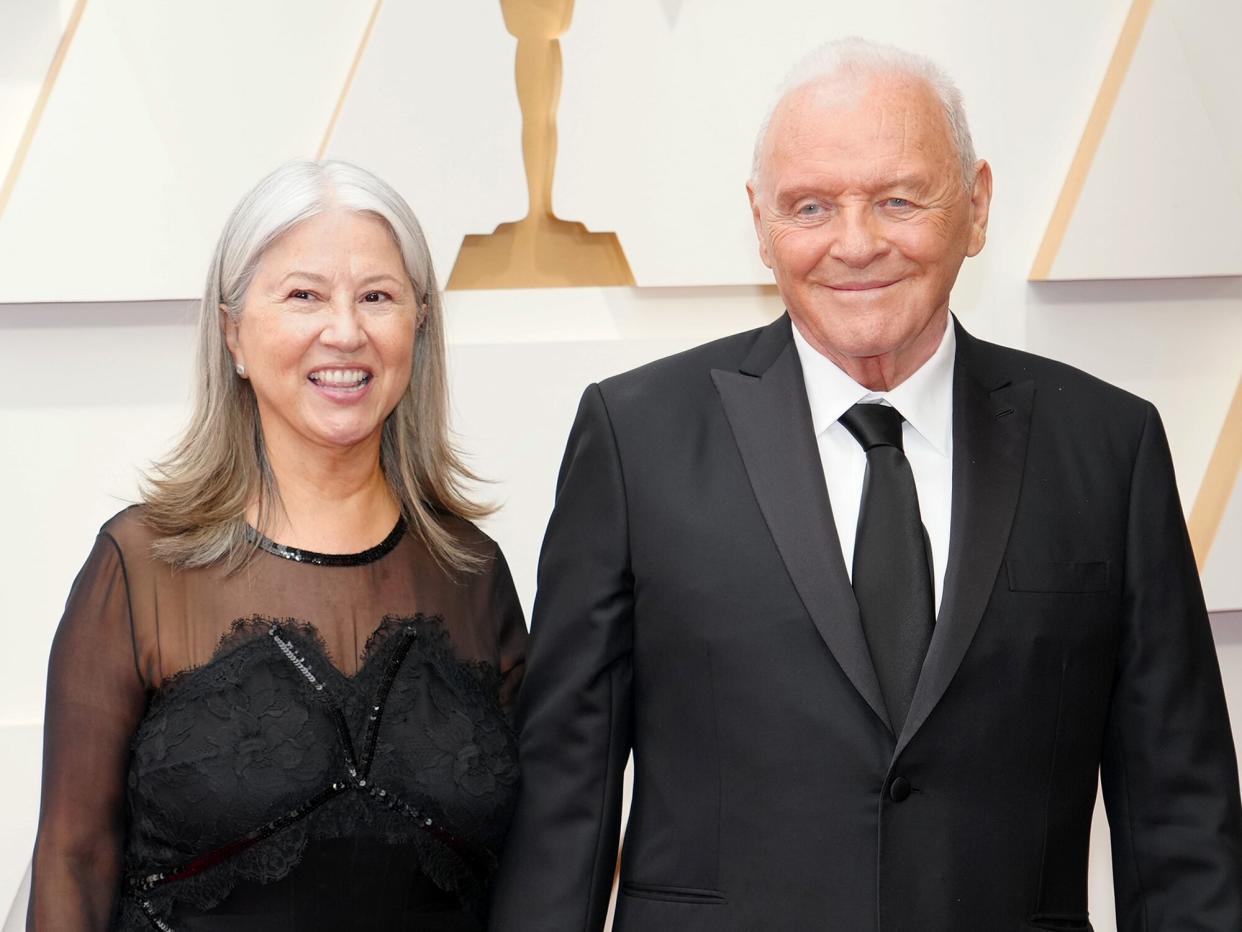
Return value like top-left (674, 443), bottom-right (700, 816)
top-left (319, 300), bottom-right (367, 351)
top-left (827, 206), bottom-right (887, 268)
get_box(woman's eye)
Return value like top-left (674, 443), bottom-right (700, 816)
top-left (362, 291), bottom-right (390, 303)
top-left (289, 289), bottom-right (314, 300)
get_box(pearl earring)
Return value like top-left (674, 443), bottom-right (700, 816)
top-left (236, 363), bottom-right (246, 377)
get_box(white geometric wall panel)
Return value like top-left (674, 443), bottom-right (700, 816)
top-left (1202, 469), bottom-right (1242, 612)
top-left (0, 0), bottom-right (376, 302)
top-left (555, 0), bottom-right (1134, 287)
top-left (1049, 0), bottom-right (1242, 280)
top-left (322, 5), bottom-right (526, 286)
top-left (0, 726), bottom-right (40, 926)
top-left (0, 0), bottom-right (68, 188)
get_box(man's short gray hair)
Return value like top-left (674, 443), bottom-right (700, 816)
top-left (751, 37), bottom-right (978, 190)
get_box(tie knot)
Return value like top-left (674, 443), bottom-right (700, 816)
top-left (840, 403), bottom-right (905, 452)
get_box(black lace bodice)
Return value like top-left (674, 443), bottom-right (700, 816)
top-left (30, 508), bottom-right (527, 932)
top-left (121, 615), bottom-right (517, 930)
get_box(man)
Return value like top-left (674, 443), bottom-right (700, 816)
top-left (491, 39), bottom-right (1242, 931)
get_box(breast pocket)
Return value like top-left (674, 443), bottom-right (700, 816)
top-left (1005, 560), bottom-right (1109, 594)
top-left (1020, 917), bottom-right (1094, 931)
top-left (614, 885), bottom-right (728, 932)
top-left (619, 882), bottom-right (726, 905)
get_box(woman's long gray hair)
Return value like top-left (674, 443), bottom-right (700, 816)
top-left (143, 159), bottom-right (489, 572)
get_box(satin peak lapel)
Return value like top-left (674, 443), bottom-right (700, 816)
top-left (896, 330), bottom-right (1033, 755)
top-left (712, 317), bottom-right (890, 732)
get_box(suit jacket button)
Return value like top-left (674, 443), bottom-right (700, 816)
top-left (889, 777), bottom-right (912, 802)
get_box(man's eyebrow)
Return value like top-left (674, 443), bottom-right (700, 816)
top-left (770, 173), bottom-right (932, 203)
top-left (878, 174), bottom-right (931, 192)
top-left (771, 180), bottom-right (837, 204)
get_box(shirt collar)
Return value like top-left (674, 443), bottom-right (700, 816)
top-left (792, 316), bottom-right (955, 456)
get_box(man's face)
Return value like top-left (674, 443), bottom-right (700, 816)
top-left (748, 73), bottom-right (991, 386)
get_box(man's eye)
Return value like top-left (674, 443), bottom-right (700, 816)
top-left (885, 198), bottom-right (913, 209)
top-left (797, 202), bottom-right (823, 216)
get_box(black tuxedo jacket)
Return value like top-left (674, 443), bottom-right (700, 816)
top-left (490, 315), bottom-right (1242, 931)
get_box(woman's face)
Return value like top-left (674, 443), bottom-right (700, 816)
top-left (224, 209), bottom-right (420, 459)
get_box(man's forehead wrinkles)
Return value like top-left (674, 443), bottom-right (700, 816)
top-left (760, 72), bottom-right (967, 211)
top-left (772, 163), bottom-right (931, 199)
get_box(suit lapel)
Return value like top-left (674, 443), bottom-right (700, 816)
top-left (712, 316), bottom-right (891, 732)
top-left (896, 323), bottom-right (1033, 756)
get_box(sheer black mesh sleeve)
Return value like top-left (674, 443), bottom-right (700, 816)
top-left (29, 531), bottom-right (147, 930)
top-left (489, 547), bottom-right (527, 712)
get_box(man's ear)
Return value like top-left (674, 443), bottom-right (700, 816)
top-left (747, 181), bottom-right (773, 269)
top-left (965, 160), bottom-right (992, 257)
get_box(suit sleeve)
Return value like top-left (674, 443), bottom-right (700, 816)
top-left (1101, 403), bottom-right (1242, 930)
top-left (490, 384), bottom-right (635, 932)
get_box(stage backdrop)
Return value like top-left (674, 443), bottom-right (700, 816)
top-left (2, 1), bottom-right (1240, 929)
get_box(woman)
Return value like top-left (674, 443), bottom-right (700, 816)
top-left (28, 160), bottom-right (526, 930)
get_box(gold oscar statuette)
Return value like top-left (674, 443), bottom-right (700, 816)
top-left (446, 0), bottom-right (634, 289)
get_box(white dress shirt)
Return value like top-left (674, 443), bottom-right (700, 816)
top-left (792, 320), bottom-right (955, 615)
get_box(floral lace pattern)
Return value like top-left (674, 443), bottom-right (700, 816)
top-left (118, 615), bottom-right (517, 930)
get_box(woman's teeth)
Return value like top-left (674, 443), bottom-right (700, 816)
top-left (309, 369), bottom-right (371, 389)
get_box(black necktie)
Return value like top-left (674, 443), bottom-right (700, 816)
top-left (839, 403), bottom-right (934, 733)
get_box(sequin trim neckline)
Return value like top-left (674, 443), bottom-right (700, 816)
top-left (248, 517), bottom-right (406, 567)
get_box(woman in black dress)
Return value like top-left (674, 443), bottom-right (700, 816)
top-left (28, 160), bottom-right (526, 930)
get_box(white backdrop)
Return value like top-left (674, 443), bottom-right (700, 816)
top-left (2, 1), bottom-right (1241, 928)
top-left (3, 287), bottom-right (1240, 931)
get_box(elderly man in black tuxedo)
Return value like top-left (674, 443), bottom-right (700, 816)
top-left (491, 38), bottom-right (1242, 932)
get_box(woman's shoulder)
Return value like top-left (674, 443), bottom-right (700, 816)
top-left (413, 512), bottom-right (518, 603)
top-left (427, 511), bottom-right (503, 562)
top-left (98, 504), bottom-right (159, 558)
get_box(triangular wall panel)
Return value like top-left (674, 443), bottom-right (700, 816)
top-left (0, 0), bottom-right (73, 199)
top-left (0, 1), bottom-right (376, 303)
top-left (1034, 0), bottom-right (1242, 280)
top-left (321, 5), bottom-right (527, 284)
top-left (1202, 469), bottom-right (1242, 612)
